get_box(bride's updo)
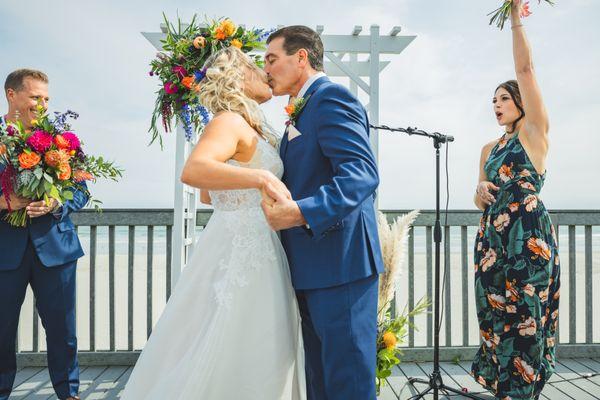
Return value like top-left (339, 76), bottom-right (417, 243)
top-left (197, 47), bottom-right (265, 136)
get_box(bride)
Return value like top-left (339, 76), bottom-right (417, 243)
top-left (121, 47), bottom-right (306, 400)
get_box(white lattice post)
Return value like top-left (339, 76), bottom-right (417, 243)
top-left (142, 26), bottom-right (199, 290)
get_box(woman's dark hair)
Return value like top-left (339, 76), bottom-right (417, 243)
top-left (496, 79), bottom-right (525, 134)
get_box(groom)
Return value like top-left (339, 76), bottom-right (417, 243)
top-left (0, 69), bottom-right (87, 400)
top-left (262, 26), bottom-right (384, 400)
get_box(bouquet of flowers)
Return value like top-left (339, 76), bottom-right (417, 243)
top-left (375, 210), bottom-right (430, 395)
top-left (148, 14), bottom-right (273, 147)
top-left (0, 105), bottom-right (123, 227)
top-left (488, 0), bottom-right (555, 30)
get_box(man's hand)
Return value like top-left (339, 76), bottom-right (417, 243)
top-left (26, 198), bottom-right (59, 218)
top-left (0, 194), bottom-right (31, 211)
top-left (261, 183), bottom-right (306, 231)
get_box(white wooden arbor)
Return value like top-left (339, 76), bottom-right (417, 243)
top-left (142, 24), bottom-right (415, 290)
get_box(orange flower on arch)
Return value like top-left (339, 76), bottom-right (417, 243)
top-left (181, 76), bottom-right (195, 89)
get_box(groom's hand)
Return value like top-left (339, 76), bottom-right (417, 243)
top-left (26, 198), bottom-right (59, 218)
top-left (261, 183), bottom-right (306, 231)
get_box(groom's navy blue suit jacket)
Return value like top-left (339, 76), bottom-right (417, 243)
top-left (0, 159), bottom-right (87, 270)
top-left (280, 76), bottom-right (384, 290)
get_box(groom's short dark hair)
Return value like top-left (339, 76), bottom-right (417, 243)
top-left (267, 26), bottom-right (324, 72)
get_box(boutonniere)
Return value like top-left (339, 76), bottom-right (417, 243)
top-left (285, 94), bottom-right (311, 127)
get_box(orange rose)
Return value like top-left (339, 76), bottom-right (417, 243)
top-left (230, 39), bottom-right (243, 49)
top-left (382, 331), bottom-right (397, 350)
top-left (193, 36), bottom-right (206, 49)
top-left (285, 104), bottom-right (296, 116)
top-left (57, 163), bottom-right (71, 180)
top-left (18, 151), bottom-right (41, 169)
top-left (73, 170), bottom-right (94, 182)
top-left (182, 76), bottom-right (195, 89)
top-left (0, 143), bottom-right (6, 156)
top-left (44, 149), bottom-right (70, 168)
top-left (54, 134), bottom-right (71, 150)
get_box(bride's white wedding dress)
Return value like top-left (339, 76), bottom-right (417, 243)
top-left (121, 135), bottom-right (306, 400)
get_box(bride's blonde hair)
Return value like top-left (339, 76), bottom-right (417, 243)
top-left (197, 46), bottom-right (266, 137)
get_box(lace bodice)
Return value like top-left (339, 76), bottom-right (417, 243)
top-left (209, 136), bottom-right (283, 211)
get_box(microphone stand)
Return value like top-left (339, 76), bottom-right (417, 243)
top-left (370, 124), bottom-right (486, 400)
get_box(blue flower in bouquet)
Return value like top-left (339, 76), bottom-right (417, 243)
top-left (52, 110), bottom-right (79, 131)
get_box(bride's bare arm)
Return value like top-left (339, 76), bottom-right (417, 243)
top-left (200, 189), bottom-right (212, 205)
top-left (181, 112), bottom-right (285, 193)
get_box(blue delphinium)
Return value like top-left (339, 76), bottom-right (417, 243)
top-left (52, 110), bottom-right (79, 131)
top-left (197, 105), bottom-right (211, 126)
top-left (180, 104), bottom-right (194, 141)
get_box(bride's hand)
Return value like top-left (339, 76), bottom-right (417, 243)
top-left (256, 170), bottom-right (291, 201)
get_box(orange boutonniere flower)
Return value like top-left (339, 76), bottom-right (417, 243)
top-left (285, 104), bottom-right (295, 116)
top-left (285, 95), bottom-right (310, 126)
top-left (18, 151), bottom-right (41, 169)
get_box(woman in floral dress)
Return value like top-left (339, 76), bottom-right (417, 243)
top-left (471, 1), bottom-right (560, 399)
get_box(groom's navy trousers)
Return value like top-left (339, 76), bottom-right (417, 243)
top-left (280, 76), bottom-right (385, 400)
top-left (0, 180), bottom-right (87, 400)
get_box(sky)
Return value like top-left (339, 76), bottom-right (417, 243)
top-left (0, 0), bottom-right (598, 210)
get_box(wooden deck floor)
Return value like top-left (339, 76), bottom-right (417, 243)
top-left (8, 358), bottom-right (600, 399)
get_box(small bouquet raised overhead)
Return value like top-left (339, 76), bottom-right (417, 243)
top-left (0, 106), bottom-right (122, 227)
top-left (488, 0), bottom-right (555, 29)
top-left (148, 14), bottom-right (273, 147)
top-left (375, 210), bottom-right (430, 395)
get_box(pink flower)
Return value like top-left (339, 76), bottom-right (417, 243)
top-left (6, 125), bottom-right (17, 136)
top-left (520, 1), bottom-right (532, 18)
top-left (172, 65), bottom-right (188, 79)
top-left (61, 132), bottom-right (81, 151)
top-left (164, 82), bottom-right (178, 94)
top-left (26, 130), bottom-right (53, 152)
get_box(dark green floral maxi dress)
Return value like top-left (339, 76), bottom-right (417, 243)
top-left (471, 133), bottom-right (561, 400)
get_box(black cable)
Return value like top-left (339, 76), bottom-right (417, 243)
top-left (437, 140), bottom-right (451, 339)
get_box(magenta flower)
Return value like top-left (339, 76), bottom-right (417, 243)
top-left (27, 130), bottom-right (53, 152)
top-left (6, 126), bottom-right (16, 136)
top-left (164, 82), bottom-right (178, 94)
top-left (172, 65), bottom-right (188, 79)
top-left (61, 132), bottom-right (81, 151)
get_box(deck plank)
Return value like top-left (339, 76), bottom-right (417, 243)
top-left (8, 359), bottom-right (600, 400)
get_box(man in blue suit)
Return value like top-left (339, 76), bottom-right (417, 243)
top-left (0, 69), bottom-right (87, 400)
top-left (263, 27), bottom-right (385, 400)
